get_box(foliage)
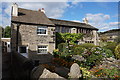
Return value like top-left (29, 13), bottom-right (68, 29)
top-left (103, 42), bottom-right (117, 53)
top-left (81, 47), bottom-right (106, 69)
top-left (61, 33), bottom-right (83, 44)
top-left (53, 49), bottom-right (60, 57)
top-left (55, 32), bottom-right (65, 48)
top-left (0, 26), bottom-right (5, 38)
top-left (58, 43), bottom-right (70, 57)
top-left (103, 49), bottom-right (114, 58)
top-left (80, 67), bottom-right (92, 79)
top-left (79, 43), bottom-right (95, 50)
top-left (114, 44), bottom-right (120, 59)
top-left (91, 67), bottom-right (120, 78)
top-left (4, 26), bottom-right (11, 38)
top-left (70, 45), bottom-right (86, 55)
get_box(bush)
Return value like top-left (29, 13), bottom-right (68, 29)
top-left (114, 44), bottom-right (120, 59)
top-left (103, 42), bottom-right (117, 53)
top-left (79, 43), bottom-right (95, 50)
top-left (103, 49), bottom-right (114, 58)
top-left (55, 32), bottom-right (65, 48)
top-left (82, 47), bottom-right (105, 69)
top-left (80, 67), bottom-right (92, 79)
top-left (92, 67), bottom-right (120, 78)
top-left (58, 43), bottom-right (70, 57)
top-left (70, 45), bottom-right (86, 55)
top-left (53, 49), bottom-right (60, 57)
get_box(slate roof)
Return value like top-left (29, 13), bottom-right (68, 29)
top-left (11, 8), bottom-right (98, 30)
top-left (49, 18), bottom-right (98, 30)
top-left (101, 28), bottom-right (120, 34)
top-left (11, 8), bottom-right (55, 26)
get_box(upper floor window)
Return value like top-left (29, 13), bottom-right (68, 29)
top-left (37, 26), bottom-right (48, 35)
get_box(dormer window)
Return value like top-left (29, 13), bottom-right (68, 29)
top-left (37, 26), bottom-right (48, 35)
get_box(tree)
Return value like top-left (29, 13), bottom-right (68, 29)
top-left (4, 26), bottom-right (11, 38)
top-left (61, 33), bottom-right (83, 44)
top-left (114, 44), bottom-right (120, 59)
top-left (0, 26), bottom-right (4, 38)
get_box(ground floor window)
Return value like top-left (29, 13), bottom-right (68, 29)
top-left (85, 41), bottom-right (94, 43)
top-left (38, 45), bottom-right (48, 54)
top-left (19, 46), bottom-right (27, 53)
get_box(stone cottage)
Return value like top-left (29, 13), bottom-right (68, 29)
top-left (99, 28), bottom-right (120, 42)
top-left (11, 3), bottom-right (98, 60)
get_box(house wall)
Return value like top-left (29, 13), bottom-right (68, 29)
top-left (55, 25), bottom-right (98, 45)
top-left (11, 22), bottom-right (55, 60)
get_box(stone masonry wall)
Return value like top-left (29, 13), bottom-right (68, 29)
top-left (11, 22), bottom-right (55, 60)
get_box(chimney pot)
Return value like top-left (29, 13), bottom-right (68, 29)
top-left (83, 18), bottom-right (88, 24)
top-left (41, 8), bottom-right (45, 13)
top-left (38, 8), bottom-right (41, 11)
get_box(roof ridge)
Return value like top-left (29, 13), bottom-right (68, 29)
top-left (49, 18), bottom-right (92, 26)
top-left (18, 8), bottom-right (40, 12)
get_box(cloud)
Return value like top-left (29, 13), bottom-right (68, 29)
top-left (2, 0), bottom-right (119, 2)
top-left (99, 26), bottom-right (109, 30)
top-left (1, 2), bottom-right (70, 27)
top-left (71, 20), bottom-right (81, 22)
top-left (85, 13), bottom-right (110, 24)
top-left (84, 13), bottom-right (119, 32)
top-left (1, 2), bottom-right (12, 27)
top-left (18, 2), bottom-right (69, 18)
top-left (109, 22), bottom-right (120, 26)
top-left (83, 13), bottom-right (111, 31)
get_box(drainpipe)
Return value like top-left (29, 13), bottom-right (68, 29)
top-left (16, 23), bottom-right (20, 52)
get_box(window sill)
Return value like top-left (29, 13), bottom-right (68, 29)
top-left (37, 34), bottom-right (48, 35)
top-left (37, 53), bottom-right (48, 54)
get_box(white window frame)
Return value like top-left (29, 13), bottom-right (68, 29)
top-left (37, 26), bottom-right (48, 35)
top-left (37, 45), bottom-right (48, 54)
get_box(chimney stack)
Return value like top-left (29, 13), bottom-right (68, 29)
top-left (83, 18), bottom-right (88, 24)
top-left (41, 8), bottom-right (45, 13)
top-left (11, 3), bottom-right (18, 16)
top-left (38, 8), bottom-right (41, 11)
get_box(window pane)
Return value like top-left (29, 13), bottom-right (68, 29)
top-left (38, 46), bottom-right (47, 54)
top-left (20, 46), bottom-right (26, 53)
top-left (37, 26), bottom-right (47, 34)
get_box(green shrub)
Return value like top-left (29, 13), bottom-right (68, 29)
top-left (83, 47), bottom-right (105, 69)
top-left (103, 49), bottom-right (114, 58)
top-left (79, 43), bottom-right (95, 50)
top-left (103, 42), bottom-right (117, 53)
top-left (53, 49), bottom-right (60, 57)
top-left (55, 32), bottom-right (65, 48)
top-left (58, 43), bottom-right (69, 57)
top-left (70, 45), bottom-right (85, 55)
top-left (114, 44), bottom-right (120, 59)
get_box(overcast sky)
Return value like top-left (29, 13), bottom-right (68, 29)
top-left (0, 0), bottom-right (119, 32)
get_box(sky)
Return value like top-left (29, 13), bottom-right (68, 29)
top-left (0, 1), bottom-right (119, 32)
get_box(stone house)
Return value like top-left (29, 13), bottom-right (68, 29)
top-left (11, 3), bottom-right (98, 60)
top-left (99, 29), bottom-right (120, 42)
top-left (1, 38), bottom-right (11, 53)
